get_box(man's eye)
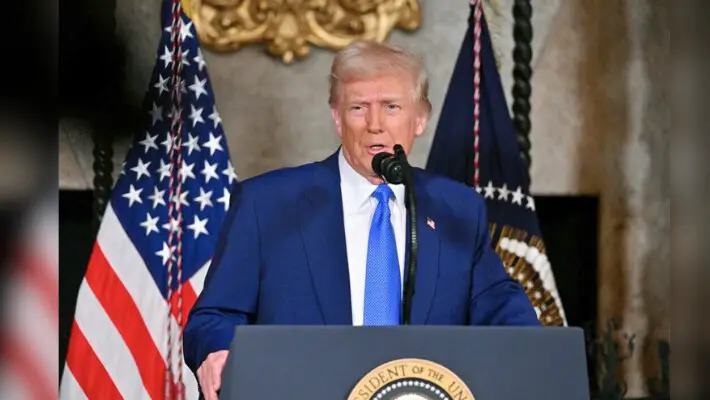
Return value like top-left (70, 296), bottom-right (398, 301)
top-left (386, 104), bottom-right (400, 110)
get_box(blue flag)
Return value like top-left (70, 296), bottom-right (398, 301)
top-left (426, 4), bottom-right (566, 326)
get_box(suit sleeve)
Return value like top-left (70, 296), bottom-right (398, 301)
top-left (468, 197), bottom-right (541, 326)
top-left (183, 181), bottom-right (261, 373)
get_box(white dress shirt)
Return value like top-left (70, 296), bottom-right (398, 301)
top-left (338, 149), bottom-right (406, 326)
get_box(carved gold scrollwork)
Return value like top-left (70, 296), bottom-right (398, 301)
top-left (183, 0), bottom-right (422, 64)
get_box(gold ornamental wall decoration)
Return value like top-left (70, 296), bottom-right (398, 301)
top-left (182, 0), bottom-right (422, 64)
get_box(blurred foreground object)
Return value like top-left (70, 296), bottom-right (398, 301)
top-left (184, 0), bottom-right (421, 63)
top-left (59, 0), bottom-right (238, 398)
top-left (0, 0), bottom-right (58, 396)
top-left (0, 192), bottom-right (58, 399)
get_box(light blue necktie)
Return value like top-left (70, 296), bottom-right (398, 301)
top-left (363, 184), bottom-right (401, 325)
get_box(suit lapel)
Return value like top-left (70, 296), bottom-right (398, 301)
top-left (406, 172), bottom-right (441, 324)
top-left (299, 152), bottom-right (352, 325)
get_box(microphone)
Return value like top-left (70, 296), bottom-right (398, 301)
top-left (371, 151), bottom-right (405, 184)
top-left (371, 144), bottom-right (418, 326)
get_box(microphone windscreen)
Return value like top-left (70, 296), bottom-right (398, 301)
top-left (371, 152), bottom-right (393, 176)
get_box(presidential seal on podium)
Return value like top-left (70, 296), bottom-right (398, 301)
top-left (348, 358), bottom-right (475, 400)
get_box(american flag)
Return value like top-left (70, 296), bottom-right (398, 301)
top-left (426, 1), bottom-right (567, 326)
top-left (59, 0), bottom-right (238, 398)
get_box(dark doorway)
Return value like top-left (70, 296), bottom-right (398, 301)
top-left (535, 195), bottom-right (599, 390)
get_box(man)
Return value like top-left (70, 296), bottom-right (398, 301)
top-left (184, 40), bottom-right (540, 399)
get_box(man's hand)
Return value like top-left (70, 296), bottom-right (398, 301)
top-left (197, 350), bottom-right (229, 400)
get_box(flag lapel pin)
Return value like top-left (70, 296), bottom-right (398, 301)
top-left (426, 217), bottom-right (436, 230)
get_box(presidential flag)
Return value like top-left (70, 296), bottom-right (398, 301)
top-left (60, 0), bottom-right (238, 398)
top-left (426, 1), bottom-right (566, 326)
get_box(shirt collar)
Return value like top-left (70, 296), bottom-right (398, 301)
top-left (338, 148), bottom-right (406, 214)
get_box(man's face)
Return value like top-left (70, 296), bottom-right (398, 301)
top-left (331, 74), bottom-right (428, 183)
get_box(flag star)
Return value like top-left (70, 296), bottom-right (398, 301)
top-left (161, 136), bottom-right (174, 155)
top-left (154, 74), bottom-right (170, 97)
top-left (483, 181), bottom-right (496, 199)
top-left (526, 196), bottom-right (536, 211)
top-left (156, 242), bottom-right (176, 265)
top-left (180, 162), bottom-right (196, 183)
top-left (148, 186), bottom-right (166, 209)
top-left (177, 76), bottom-right (188, 94)
top-left (188, 76), bottom-right (208, 100)
top-left (497, 184), bottom-right (510, 202)
top-left (159, 46), bottom-right (172, 69)
top-left (122, 184), bottom-right (143, 207)
top-left (187, 215), bottom-right (209, 239)
top-left (217, 187), bottom-right (231, 211)
top-left (511, 186), bottom-right (525, 205)
top-left (172, 190), bottom-right (190, 207)
top-left (180, 20), bottom-right (194, 41)
top-left (130, 158), bottom-right (151, 181)
top-left (180, 49), bottom-right (190, 67)
top-left (162, 218), bottom-right (181, 233)
top-left (208, 108), bottom-right (222, 128)
top-left (157, 159), bottom-right (172, 182)
top-left (149, 103), bottom-right (163, 126)
top-left (475, 186), bottom-right (482, 193)
top-left (140, 213), bottom-right (160, 236)
top-left (182, 133), bottom-right (201, 156)
top-left (194, 48), bottom-right (207, 71)
top-left (201, 160), bottom-right (219, 183)
top-left (203, 133), bottom-right (223, 156)
top-left (222, 161), bottom-right (237, 185)
top-left (194, 188), bottom-right (214, 211)
top-left (168, 107), bottom-right (181, 126)
top-left (139, 132), bottom-right (159, 153)
top-left (189, 105), bottom-right (204, 127)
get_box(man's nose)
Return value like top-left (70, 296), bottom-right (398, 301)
top-left (366, 108), bottom-right (383, 133)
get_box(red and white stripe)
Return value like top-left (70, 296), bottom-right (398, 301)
top-left (60, 205), bottom-right (208, 399)
top-left (0, 196), bottom-right (59, 400)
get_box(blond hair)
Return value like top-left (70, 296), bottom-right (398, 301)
top-left (328, 40), bottom-right (431, 115)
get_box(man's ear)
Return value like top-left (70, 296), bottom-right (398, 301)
top-left (330, 107), bottom-right (343, 138)
top-left (414, 113), bottom-right (428, 137)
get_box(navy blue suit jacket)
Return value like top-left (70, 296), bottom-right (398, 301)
top-left (183, 150), bottom-right (540, 373)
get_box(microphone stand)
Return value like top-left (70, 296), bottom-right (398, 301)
top-left (393, 145), bottom-right (417, 326)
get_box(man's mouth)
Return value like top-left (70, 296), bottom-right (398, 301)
top-left (367, 144), bottom-right (388, 154)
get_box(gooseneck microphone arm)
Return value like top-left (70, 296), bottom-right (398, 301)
top-left (371, 145), bottom-right (417, 325)
top-left (397, 146), bottom-right (418, 327)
